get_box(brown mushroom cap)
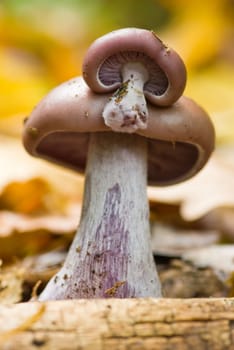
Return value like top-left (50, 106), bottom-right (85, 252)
top-left (82, 28), bottom-right (187, 107)
top-left (23, 77), bottom-right (215, 186)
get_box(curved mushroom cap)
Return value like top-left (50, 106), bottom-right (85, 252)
top-left (82, 28), bottom-right (187, 107)
top-left (23, 77), bottom-right (215, 186)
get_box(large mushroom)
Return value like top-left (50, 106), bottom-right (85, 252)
top-left (23, 28), bottom-right (215, 300)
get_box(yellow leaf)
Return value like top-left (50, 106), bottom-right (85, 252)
top-left (0, 178), bottom-right (50, 215)
top-left (185, 63), bottom-right (234, 144)
top-left (160, 0), bottom-right (231, 69)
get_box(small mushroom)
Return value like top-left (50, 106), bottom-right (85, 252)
top-left (82, 28), bottom-right (187, 132)
top-left (23, 30), bottom-right (215, 301)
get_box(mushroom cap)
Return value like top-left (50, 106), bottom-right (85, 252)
top-left (82, 28), bottom-right (187, 107)
top-left (23, 77), bottom-right (215, 186)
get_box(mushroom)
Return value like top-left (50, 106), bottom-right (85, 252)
top-left (82, 28), bottom-right (187, 133)
top-left (23, 29), bottom-right (214, 300)
top-left (23, 29), bottom-right (215, 300)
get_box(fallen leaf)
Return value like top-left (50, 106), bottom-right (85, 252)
top-left (151, 223), bottom-right (219, 257)
top-left (21, 250), bottom-right (66, 300)
top-left (160, 259), bottom-right (227, 298)
top-left (0, 264), bottom-right (24, 304)
top-left (0, 206), bottom-right (79, 237)
top-left (0, 205), bottom-right (79, 261)
top-left (200, 208), bottom-right (234, 239)
top-left (0, 178), bottom-right (53, 215)
top-left (0, 134), bottom-right (83, 200)
top-left (182, 245), bottom-right (234, 280)
top-left (148, 154), bottom-right (234, 221)
top-left (160, 0), bottom-right (232, 69)
top-left (185, 64), bottom-right (234, 145)
top-left (0, 134), bottom-right (83, 260)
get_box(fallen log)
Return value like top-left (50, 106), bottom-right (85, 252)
top-left (0, 298), bottom-right (234, 349)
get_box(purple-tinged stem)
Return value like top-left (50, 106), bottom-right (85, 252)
top-left (39, 132), bottom-right (161, 300)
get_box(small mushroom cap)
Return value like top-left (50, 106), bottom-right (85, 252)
top-left (23, 77), bottom-right (215, 186)
top-left (82, 28), bottom-right (187, 107)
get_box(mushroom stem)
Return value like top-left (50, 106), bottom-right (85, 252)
top-left (39, 132), bottom-right (161, 300)
top-left (102, 62), bottom-right (149, 133)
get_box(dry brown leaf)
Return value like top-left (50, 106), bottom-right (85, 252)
top-left (200, 208), bottom-right (234, 239)
top-left (182, 245), bottom-right (234, 279)
top-left (0, 265), bottom-right (24, 304)
top-left (0, 134), bottom-right (83, 260)
top-left (0, 134), bottom-right (83, 199)
top-left (151, 223), bottom-right (219, 257)
top-left (0, 206), bottom-right (79, 237)
top-left (148, 154), bottom-right (234, 221)
top-left (160, 259), bottom-right (227, 298)
top-left (0, 205), bottom-right (79, 260)
top-left (22, 250), bottom-right (65, 281)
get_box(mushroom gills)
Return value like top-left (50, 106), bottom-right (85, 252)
top-left (35, 132), bottom-right (200, 186)
top-left (98, 51), bottom-right (168, 96)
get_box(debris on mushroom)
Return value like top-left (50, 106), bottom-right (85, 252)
top-left (22, 28), bottom-right (215, 300)
top-left (82, 28), bottom-right (187, 132)
top-left (102, 62), bottom-right (149, 132)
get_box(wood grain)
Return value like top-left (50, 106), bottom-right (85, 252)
top-left (0, 298), bottom-right (234, 349)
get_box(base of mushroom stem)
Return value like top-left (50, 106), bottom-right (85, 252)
top-left (39, 132), bottom-right (161, 300)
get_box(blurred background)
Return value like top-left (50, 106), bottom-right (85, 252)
top-left (0, 0), bottom-right (233, 139)
top-left (0, 0), bottom-right (234, 301)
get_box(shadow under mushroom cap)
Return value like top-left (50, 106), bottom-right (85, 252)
top-left (23, 77), bottom-right (215, 186)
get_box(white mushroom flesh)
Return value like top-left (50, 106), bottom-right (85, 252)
top-left (102, 62), bottom-right (149, 133)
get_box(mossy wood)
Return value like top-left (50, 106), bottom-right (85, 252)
top-left (0, 298), bottom-right (234, 349)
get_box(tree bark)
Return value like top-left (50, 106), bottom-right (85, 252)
top-left (1, 298), bottom-right (234, 349)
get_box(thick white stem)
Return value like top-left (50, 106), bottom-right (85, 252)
top-left (39, 132), bottom-right (161, 300)
top-left (103, 62), bottom-right (149, 133)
